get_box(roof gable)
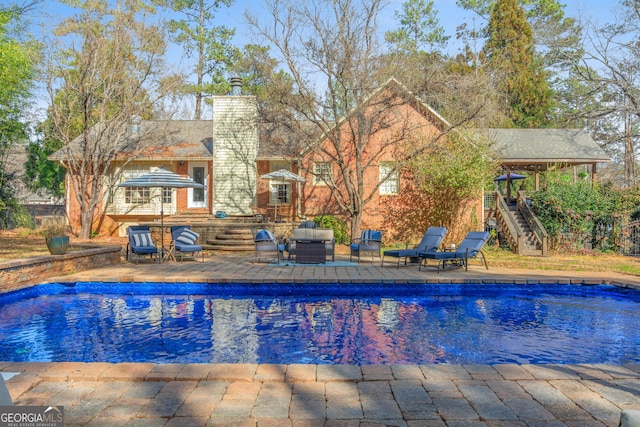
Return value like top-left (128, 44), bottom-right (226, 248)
top-left (489, 128), bottom-right (610, 164)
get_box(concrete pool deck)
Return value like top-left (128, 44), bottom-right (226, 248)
top-left (2, 253), bottom-right (640, 426)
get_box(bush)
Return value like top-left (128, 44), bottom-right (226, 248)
top-left (530, 175), bottom-right (634, 251)
top-left (313, 215), bottom-right (349, 244)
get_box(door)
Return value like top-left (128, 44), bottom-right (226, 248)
top-left (188, 163), bottom-right (207, 208)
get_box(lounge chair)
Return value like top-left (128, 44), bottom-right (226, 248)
top-left (350, 229), bottom-right (383, 263)
top-left (382, 227), bottom-right (447, 267)
top-left (127, 226), bottom-right (159, 264)
top-left (170, 226), bottom-right (204, 262)
top-left (419, 231), bottom-right (490, 272)
top-left (0, 375), bottom-right (12, 405)
top-left (254, 229), bottom-right (285, 263)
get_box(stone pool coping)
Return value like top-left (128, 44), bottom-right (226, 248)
top-left (41, 251), bottom-right (640, 291)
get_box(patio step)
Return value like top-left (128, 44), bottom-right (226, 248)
top-left (206, 228), bottom-right (255, 252)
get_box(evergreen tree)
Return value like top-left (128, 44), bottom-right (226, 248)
top-left (385, 0), bottom-right (448, 55)
top-left (159, 0), bottom-right (240, 119)
top-left (0, 5), bottom-right (38, 226)
top-left (484, 0), bottom-right (552, 127)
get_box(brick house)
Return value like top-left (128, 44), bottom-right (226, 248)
top-left (295, 78), bottom-right (450, 236)
top-left (51, 77), bottom-right (609, 240)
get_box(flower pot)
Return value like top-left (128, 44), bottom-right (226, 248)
top-left (46, 236), bottom-right (69, 255)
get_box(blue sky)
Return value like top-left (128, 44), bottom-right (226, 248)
top-left (220, 0), bottom-right (618, 56)
top-left (27, 0), bottom-right (617, 119)
top-left (31, 0), bottom-right (618, 61)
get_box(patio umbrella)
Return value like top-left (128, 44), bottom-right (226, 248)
top-left (493, 173), bottom-right (527, 181)
top-left (260, 169), bottom-right (306, 222)
top-left (117, 167), bottom-right (205, 260)
top-left (494, 173), bottom-right (526, 203)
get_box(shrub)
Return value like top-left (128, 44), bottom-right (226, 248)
top-left (313, 215), bottom-right (349, 244)
top-left (530, 175), bottom-right (635, 251)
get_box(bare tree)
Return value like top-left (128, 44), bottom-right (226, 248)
top-left (247, 0), bottom-right (481, 237)
top-left (44, 0), bottom-right (182, 239)
top-left (569, 1), bottom-right (640, 187)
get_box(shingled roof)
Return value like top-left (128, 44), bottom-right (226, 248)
top-left (49, 120), bottom-right (213, 162)
top-left (489, 128), bottom-right (610, 170)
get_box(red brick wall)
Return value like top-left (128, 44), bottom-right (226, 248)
top-left (298, 94), bottom-right (444, 236)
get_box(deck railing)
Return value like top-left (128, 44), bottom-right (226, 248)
top-left (493, 191), bottom-right (523, 254)
top-left (517, 191), bottom-right (548, 256)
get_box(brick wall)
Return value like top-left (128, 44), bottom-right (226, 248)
top-left (0, 245), bottom-right (122, 292)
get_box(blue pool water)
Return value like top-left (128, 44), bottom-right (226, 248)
top-left (0, 282), bottom-right (639, 365)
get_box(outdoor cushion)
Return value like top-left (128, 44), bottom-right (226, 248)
top-left (361, 229), bottom-right (382, 243)
top-left (133, 232), bottom-right (154, 247)
top-left (255, 229), bottom-right (276, 242)
top-left (177, 229), bottom-right (199, 246)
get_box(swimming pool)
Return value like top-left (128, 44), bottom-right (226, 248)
top-left (0, 282), bottom-right (639, 365)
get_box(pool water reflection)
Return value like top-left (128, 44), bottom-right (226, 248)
top-left (0, 283), bottom-right (639, 365)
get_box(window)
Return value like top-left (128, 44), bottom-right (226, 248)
top-left (123, 165), bottom-right (151, 204)
top-left (126, 187), bottom-right (151, 204)
top-left (379, 162), bottom-right (399, 195)
top-left (162, 188), bottom-right (173, 204)
top-left (314, 162), bottom-right (332, 185)
top-left (270, 161), bottom-right (290, 172)
top-left (270, 183), bottom-right (291, 204)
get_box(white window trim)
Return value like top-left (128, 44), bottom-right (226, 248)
top-left (379, 163), bottom-right (399, 195)
top-left (269, 182), bottom-right (291, 205)
top-left (314, 161), bottom-right (332, 186)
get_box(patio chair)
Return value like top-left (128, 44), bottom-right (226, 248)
top-left (382, 227), bottom-right (447, 268)
top-left (170, 226), bottom-right (205, 262)
top-left (298, 220), bottom-right (318, 229)
top-left (254, 229), bottom-right (286, 263)
top-left (127, 226), bottom-right (159, 264)
top-left (419, 231), bottom-right (490, 272)
top-left (350, 229), bottom-right (383, 263)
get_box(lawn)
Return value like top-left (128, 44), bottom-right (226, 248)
top-left (482, 246), bottom-right (640, 276)
top-left (0, 229), bottom-right (126, 260)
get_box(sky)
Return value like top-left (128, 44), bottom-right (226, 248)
top-left (218, 0), bottom-right (619, 56)
top-left (31, 0), bottom-right (619, 58)
top-left (25, 0), bottom-right (620, 119)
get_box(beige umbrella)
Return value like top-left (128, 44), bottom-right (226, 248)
top-left (260, 169), bottom-right (306, 222)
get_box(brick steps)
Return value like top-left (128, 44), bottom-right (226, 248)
top-left (207, 228), bottom-right (255, 252)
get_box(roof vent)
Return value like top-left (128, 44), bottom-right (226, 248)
top-left (230, 77), bottom-right (242, 96)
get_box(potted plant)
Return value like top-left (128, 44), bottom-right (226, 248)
top-left (40, 215), bottom-right (70, 255)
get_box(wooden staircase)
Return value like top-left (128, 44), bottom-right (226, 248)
top-left (491, 191), bottom-right (548, 256)
top-left (508, 204), bottom-right (543, 256)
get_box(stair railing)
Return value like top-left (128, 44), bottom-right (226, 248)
top-left (516, 191), bottom-right (548, 256)
top-left (494, 191), bottom-right (524, 254)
